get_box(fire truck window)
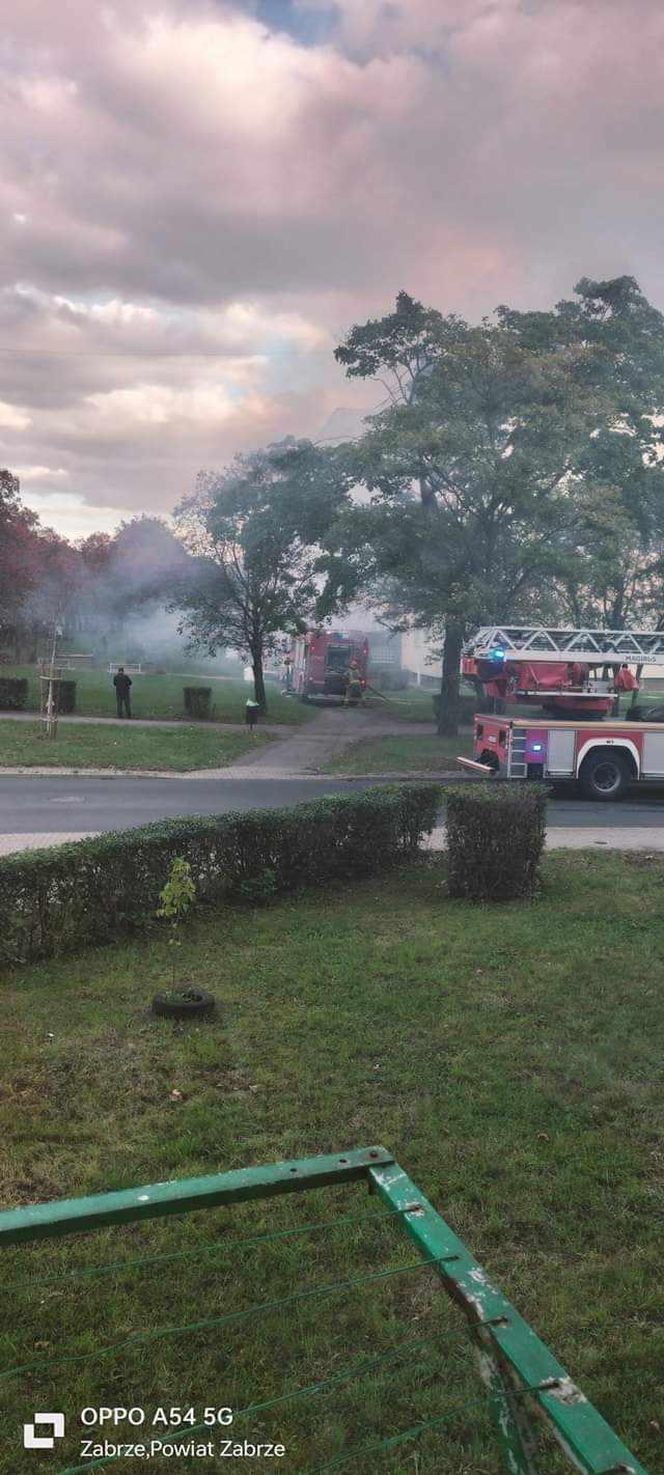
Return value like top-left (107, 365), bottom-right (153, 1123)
top-left (476, 723), bottom-right (484, 738)
top-left (326, 647), bottom-right (351, 672)
top-left (499, 729), bottom-right (507, 746)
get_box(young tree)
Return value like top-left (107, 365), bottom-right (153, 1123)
top-left (174, 440), bottom-right (351, 709)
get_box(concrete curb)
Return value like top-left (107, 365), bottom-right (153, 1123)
top-left (0, 766), bottom-right (462, 781)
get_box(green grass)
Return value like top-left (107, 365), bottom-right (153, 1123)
top-left (328, 731), bottom-right (471, 773)
top-left (365, 687), bottom-right (439, 722)
top-left (0, 720), bottom-right (271, 770)
top-left (0, 854), bottom-right (661, 1473)
top-left (0, 667), bottom-right (313, 726)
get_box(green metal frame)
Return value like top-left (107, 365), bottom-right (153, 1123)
top-left (0, 1146), bottom-right (649, 1475)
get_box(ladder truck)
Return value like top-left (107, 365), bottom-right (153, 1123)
top-left (460, 625), bottom-right (664, 799)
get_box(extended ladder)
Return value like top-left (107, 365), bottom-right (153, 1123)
top-left (464, 625), bottom-right (664, 665)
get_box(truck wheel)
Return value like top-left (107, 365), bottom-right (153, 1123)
top-left (578, 749), bottom-right (631, 801)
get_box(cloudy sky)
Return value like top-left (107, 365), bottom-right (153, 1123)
top-left (1, 0), bottom-right (663, 537)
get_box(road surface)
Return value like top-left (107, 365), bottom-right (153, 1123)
top-left (1, 774), bottom-right (664, 853)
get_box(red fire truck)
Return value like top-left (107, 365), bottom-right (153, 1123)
top-left (464, 710), bottom-right (664, 799)
top-left (291, 629), bottom-right (369, 702)
top-left (459, 625), bottom-right (664, 798)
top-left (461, 624), bottom-right (662, 717)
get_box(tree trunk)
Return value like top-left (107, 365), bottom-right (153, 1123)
top-left (437, 620), bottom-right (464, 736)
top-left (251, 645), bottom-right (267, 710)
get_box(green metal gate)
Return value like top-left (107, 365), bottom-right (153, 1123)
top-left (0, 1147), bottom-right (650, 1474)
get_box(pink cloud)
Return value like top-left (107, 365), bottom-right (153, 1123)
top-left (1, 0), bottom-right (664, 532)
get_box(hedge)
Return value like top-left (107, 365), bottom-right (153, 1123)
top-left (0, 784), bottom-right (440, 964)
top-left (58, 679), bottom-right (77, 715)
top-left (0, 677), bottom-right (28, 711)
top-left (183, 686), bottom-right (212, 719)
top-left (446, 782), bottom-right (547, 901)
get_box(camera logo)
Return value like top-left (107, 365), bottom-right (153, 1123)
top-left (23, 1413), bottom-right (65, 1450)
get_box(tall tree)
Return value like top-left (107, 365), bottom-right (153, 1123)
top-left (174, 440), bottom-right (351, 709)
top-left (332, 280), bottom-right (664, 732)
top-left (497, 276), bottom-right (664, 630)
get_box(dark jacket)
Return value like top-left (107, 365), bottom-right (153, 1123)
top-left (113, 673), bottom-right (132, 696)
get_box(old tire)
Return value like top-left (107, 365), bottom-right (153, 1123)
top-left (578, 749), bottom-right (631, 801)
top-left (152, 987), bottom-right (216, 1020)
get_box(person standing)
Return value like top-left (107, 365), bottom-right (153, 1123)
top-left (245, 698), bottom-right (261, 734)
top-left (344, 659), bottom-right (363, 706)
top-left (113, 666), bottom-right (133, 718)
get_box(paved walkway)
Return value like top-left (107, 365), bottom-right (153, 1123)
top-left (0, 710), bottom-right (288, 734)
top-left (221, 706), bottom-right (428, 776)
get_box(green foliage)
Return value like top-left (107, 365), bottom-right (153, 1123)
top-left (157, 855), bottom-right (197, 922)
top-left (0, 785), bottom-right (440, 963)
top-left (157, 855), bottom-right (197, 985)
top-left (445, 782), bottom-right (547, 901)
top-left (0, 676), bottom-right (28, 710)
top-left (182, 685), bottom-right (212, 719)
top-left (329, 276), bottom-right (664, 731)
top-left (175, 438), bottom-right (352, 708)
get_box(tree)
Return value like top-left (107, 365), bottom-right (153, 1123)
top-left (0, 470), bottom-right (40, 652)
top-left (174, 440), bottom-right (351, 709)
top-left (497, 276), bottom-right (664, 630)
top-left (331, 281), bottom-right (664, 733)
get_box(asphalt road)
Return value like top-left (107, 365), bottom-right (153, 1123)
top-left (1, 774), bottom-right (664, 834)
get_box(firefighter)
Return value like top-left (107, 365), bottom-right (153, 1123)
top-left (113, 666), bottom-right (132, 718)
top-left (614, 663), bottom-right (639, 714)
top-left (344, 659), bottom-right (363, 706)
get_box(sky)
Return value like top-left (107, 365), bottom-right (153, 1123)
top-left (2, 0), bottom-right (664, 538)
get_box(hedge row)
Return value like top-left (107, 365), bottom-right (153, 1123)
top-left (446, 782), bottom-right (547, 901)
top-left (0, 677), bottom-right (28, 710)
top-left (0, 784), bottom-right (440, 964)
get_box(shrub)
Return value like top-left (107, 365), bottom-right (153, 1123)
top-left (0, 677), bottom-right (28, 711)
top-left (183, 686), bottom-right (212, 720)
top-left (58, 680), bottom-right (77, 714)
top-left (0, 784), bottom-right (440, 963)
top-left (445, 782), bottom-right (547, 901)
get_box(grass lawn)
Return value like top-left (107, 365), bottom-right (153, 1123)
top-left (0, 667), bottom-right (313, 726)
top-left (0, 720), bottom-right (271, 771)
top-left (0, 854), bottom-right (661, 1472)
top-left (328, 731), bottom-right (471, 773)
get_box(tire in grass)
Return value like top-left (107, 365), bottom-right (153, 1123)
top-left (152, 987), bottom-right (217, 1019)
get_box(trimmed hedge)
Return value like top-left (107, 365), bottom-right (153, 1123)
top-left (0, 677), bottom-right (28, 711)
top-left (0, 784), bottom-right (440, 964)
top-left (446, 782), bottom-right (547, 901)
top-left (58, 680), bottom-right (77, 714)
top-left (183, 686), bottom-right (212, 720)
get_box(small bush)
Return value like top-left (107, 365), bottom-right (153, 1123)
top-left (58, 680), bottom-right (77, 714)
top-left (183, 686), bottom-right (212, 720)
top-left (0, 784), bottom-right (440, 963)
top-left (446, 782), bottom-right (547, 901)
top-left (0, 677), bottom-right (28, 711)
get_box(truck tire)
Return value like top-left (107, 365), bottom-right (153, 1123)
top-left (578, 748), bottom-right (631, 801)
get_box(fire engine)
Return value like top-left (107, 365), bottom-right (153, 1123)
top-left (291, 629), bottom-right (369, 701)
top-left (459, 624), bottom-right (664, 799)
top-left (461, 624), bottom-right (664, 717)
